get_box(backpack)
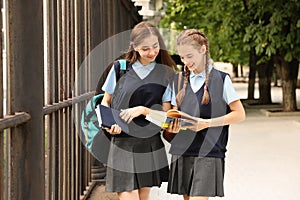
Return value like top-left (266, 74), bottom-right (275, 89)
top-left (81, 60), bottom-right (131, 161)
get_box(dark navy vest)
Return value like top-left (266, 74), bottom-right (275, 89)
top-left (111, 63), bottom-right (174, 138)
top-left (170, 68), bottom-right (230, 158)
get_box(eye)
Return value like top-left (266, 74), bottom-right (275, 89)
top-left (141, 48), bottom-right (150, 51)
top-left (153, 44), bottom-right (159, 49)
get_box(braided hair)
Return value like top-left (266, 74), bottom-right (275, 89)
top-left (176, 29), bottom-right (211, 106)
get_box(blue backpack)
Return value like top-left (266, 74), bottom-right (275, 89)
top-left (81, 93), bottom-right (105, 150)
top-left (81, 60), bottom-right (131, 158)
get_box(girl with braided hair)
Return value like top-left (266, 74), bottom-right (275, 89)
top-left (166, 29), bottom-right (245, 199)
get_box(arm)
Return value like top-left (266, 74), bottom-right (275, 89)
top-left (120, 86), bottom-right (175, 123)
top-left (182, 100), bottom-right (246, 131)
top-left (162, 102), bottom-right (172, 111)
top-left (119, 102), bottom-right (176, 124)
top-left (100, 92), bottom-right (122, 134)
top-left (101, 92), bottom-right (112, 107)
top-left (210, 99), bottom-right (246, 127)
top-left (100, 65), bottom-right (123, 134)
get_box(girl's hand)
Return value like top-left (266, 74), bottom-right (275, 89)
top-left (166, 118), bottom-right (181, 133)
top-left (120, 106), bottom-right (147, 123)
top-left (181, 118), bottom-right (210, 132)
top-left (162, 118), bottom-right (181, 142)
top-left (104, 124), bottom-right (122, 135)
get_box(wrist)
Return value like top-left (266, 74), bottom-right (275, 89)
top-left (206, 119), bottom-right (212, 128)
top-left (208, 117), bottom-right (225, 127)
top-left (141, 106), bottom-right (150, 116)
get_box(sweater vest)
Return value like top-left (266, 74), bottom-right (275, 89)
top-left (111, 63), bottom-right (174, 138)
top-left (170, 68), bottom-right (230, 158)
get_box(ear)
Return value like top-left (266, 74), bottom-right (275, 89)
top-left (200, 45), bottom-right (206, 54)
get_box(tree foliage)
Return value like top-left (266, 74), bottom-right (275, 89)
top-left (161, 0), bottom-right (300, 65)
top-left (242, 0), bottom-right (300, 63)
top-left (161, 0), bottom-right (250, 65)
top-left (161, 0), bottom-right (300, 111)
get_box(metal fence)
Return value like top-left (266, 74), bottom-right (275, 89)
top-left (0, 0), bottom-right (141, 199)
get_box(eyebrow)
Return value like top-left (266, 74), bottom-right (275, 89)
top-left (180, 53), bottom-right (192, 58)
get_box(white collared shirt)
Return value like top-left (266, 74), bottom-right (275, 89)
top-left (102, 60), bottom-right (172, 102)
top-left (170, 65), bottom-right (239, 106)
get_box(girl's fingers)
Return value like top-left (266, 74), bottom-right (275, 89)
top-left (120, 109), bottom-right (132, 123)
top-left (107, 124), bottom-right (122, 134)
top-left (127, 117), bottom-right (133, 124)
top-left (168, 119), bottom-right (181, 133)
top-left (113, 124), bottom-right (122, 133)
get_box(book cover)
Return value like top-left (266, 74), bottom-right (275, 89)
top-left (97, 105), bottom-right (129, 133)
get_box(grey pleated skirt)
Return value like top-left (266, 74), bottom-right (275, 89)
top-left (105, 134), bottom-right (169, 193)
top-left (167, 155), bottom-right (225, 197)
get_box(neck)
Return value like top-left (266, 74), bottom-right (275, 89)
top-left (139, 58), bottom-right (151, 66)
top-left (193, 61), bottom-right (206, 74)
top-left (194, 68), bottom-right (203, 74)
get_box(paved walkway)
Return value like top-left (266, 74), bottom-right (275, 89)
top-left (89, 82), bottom-right (300, 200)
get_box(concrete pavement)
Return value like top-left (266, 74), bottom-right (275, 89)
top-left (89, 82), bottom-right (300, 200)
top-left (150, 83), bottom-right (300, 200)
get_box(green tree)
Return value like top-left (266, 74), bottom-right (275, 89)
top-left (243, 0), bottom-right (300, 111)
top-left (161, 0), bottom-right (253, 98)
top-left (161, 0), bottom-right (248, 65)
top-left (161, 0), bottom-right (300, 111)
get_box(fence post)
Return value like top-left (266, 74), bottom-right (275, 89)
top-left (6, 0), bottom-right (44, 199)
top-left (0, 0), bottom-right (4, 198)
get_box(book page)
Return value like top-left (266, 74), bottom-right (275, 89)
top-left (167, 109), bottom-right (211, 123)
top-left (95, 105), bottom-right (102, 127)
top-left (145, 109), bottom-right (211, 129)
top-left (145, 110), bottom-right (167, 127)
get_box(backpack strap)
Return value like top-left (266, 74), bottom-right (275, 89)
top-left (114, 59), bottom-right (132, 81)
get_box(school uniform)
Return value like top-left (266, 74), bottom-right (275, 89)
top-left (167, 66), bottom-right (239, 197)
top-left (102, 60), bottom-right (174, 192)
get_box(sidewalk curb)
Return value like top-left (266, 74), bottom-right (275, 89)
top-left (260, 108), bottom-right (300, 117)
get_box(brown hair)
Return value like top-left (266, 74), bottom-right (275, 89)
top-left (125, 22), bottom-right (176, 69)
top-left (176, 29), bottom-right (211, 105)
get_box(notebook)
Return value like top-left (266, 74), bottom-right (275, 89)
top-left (97, 105), bottom-right (129, 133)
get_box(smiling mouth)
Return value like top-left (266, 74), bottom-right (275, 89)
top-left (187, 63), bottom-right (195, 68)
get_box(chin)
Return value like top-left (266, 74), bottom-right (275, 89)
top-left (146, 59), bottom-right (155, 63)
top-left (187, 66), bottom-right (195, 71)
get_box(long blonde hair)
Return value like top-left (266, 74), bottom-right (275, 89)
top-left (176, 29), bottom-right (211, 106)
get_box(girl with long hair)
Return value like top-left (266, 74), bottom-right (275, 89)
top-left (101, 21), bottom-right (176, 200)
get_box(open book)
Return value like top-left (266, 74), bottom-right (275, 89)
top-left (145, 109), bottom-right (210, 129)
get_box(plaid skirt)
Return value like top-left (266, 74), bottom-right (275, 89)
top-left (105, 134), bottom-right (169, 192)
top-left (167, 155), bottom-right (225, 197)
